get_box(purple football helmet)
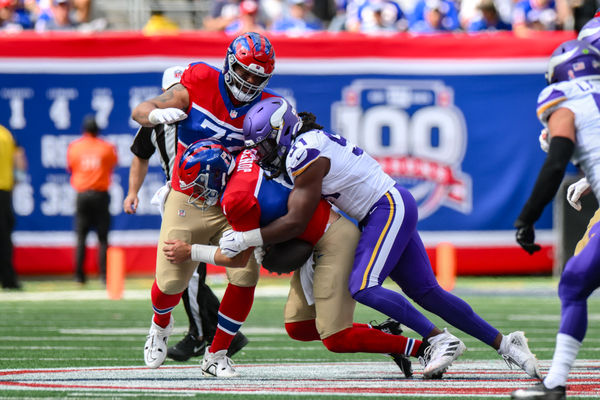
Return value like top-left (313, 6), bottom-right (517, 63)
top-left (578, 18), bottom-right (600, 49)
top-left (243, 97), bottom-right (303, 176)
top-left (546, 39), bottom-right (600, 84)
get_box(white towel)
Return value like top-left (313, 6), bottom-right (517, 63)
top-left (150, 183), bottom-right (171, 218)
top-left (299, 254), bottom-right (315, 306)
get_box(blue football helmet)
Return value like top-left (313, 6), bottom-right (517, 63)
top-left (223, 32), bottom-right (275, 103)
top-left (242, 97), bottom-right (302, 176)
top-left (178, 140), bottom-right (235, 208)
top-left (545, 39), bottom-right (600, 84)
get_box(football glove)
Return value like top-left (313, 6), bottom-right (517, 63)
top-left (538, 128), bottom-right (550, 153)
top-left (515, 224), bottom-right (541, 255)
top-left (219, 228), bottom-right (263, 258)
top-left (148, 108), bottom-right (187, 125)
top-left (254, 246), bottom-right (265, 265)
top-left (566, 177), bottom-right (590, 212)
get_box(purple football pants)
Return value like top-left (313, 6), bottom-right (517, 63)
top-left (348, 184), bottom-right (499, 345)
top-left (558, 218), bottom-right (600, 342)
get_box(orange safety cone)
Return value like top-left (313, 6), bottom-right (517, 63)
top-left (106, 247), bottom-right (125, 300)
top-left (436, 242), bottom-right (456, 291)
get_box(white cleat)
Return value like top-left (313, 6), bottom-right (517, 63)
top-left (144, 316), bottom-right (173, 369)
top-left (420, 328), bottom-right (466, 379)
top-left (201, 348), bottom-right (238, 377)
top-left (499, 331), bottom-right (542, 380)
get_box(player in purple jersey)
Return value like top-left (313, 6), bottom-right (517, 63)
top-left (511, 39), bottom-right (600, 400)
top-left (220, 97), bottom-right (542, 379)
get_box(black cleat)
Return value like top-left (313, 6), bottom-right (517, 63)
top-left (371, 317), bottom-right (404, 336)
top-left (511, 383), bottom-right (566, 400)
top-left (371, 318), bottom-right (413, 378)
top-left (227, 331), bottom-right (249, 358)
top-left (390, 353), bottom-right (413, 378)
top-left (167, 332), bottom-right (206, 362)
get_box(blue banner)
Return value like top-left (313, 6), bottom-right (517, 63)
top-left (0, 65), bottom-right (555, 245)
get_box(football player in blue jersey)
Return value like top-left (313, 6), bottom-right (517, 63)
top-left (130, 32), bottom-right (280, 370)
top-left (512, 39), bottom-right (600, 400)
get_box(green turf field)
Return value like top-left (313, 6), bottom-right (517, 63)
top-left (0, 275), bottom-right (598, 399)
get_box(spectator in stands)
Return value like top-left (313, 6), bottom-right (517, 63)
top-left (345, 0), bottom-right (406, 32)
top-left (271, 0), bottom-right (323, 34)
top-left (224, 0), bottom-right (266, 34)
top-left (512, 0), bottom-right (558, 35)
top-left (34, 0), bottom-right (77, 32)
top-left (0, 0), bottom-right (33, 32)
top-left (0, 123), bottom-right (26, 291)
top-left (142, 5), bottom-right (179, 35)
top-left (203, 0), bottom-right (242, 31)
top-left (466, 0), bottom-right (512, 31)
top-left (67, 115), bottom-right (118, 285)
top-left (409, 0), bottom-right (460, 32)
top-left (408, 0), bottom-right (460, 31)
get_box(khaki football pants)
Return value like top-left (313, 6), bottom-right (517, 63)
top-left (284, 214), bottom-right (361, 339)
top-left (155, 189), bottom-right (259, 294)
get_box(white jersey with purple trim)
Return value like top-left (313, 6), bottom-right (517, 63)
top-left (285, 129), bottom-right (395, 221)
top-left (537, 78), bottom-right (600, 198)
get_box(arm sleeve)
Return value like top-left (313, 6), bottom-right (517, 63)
top-left (515, 136), bottom-right (575, 227)
top-left (130, 126), bottom-right (156, 159)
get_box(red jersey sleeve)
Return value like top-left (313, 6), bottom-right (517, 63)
top-left (179, 63), bottom-right (217, 113)
top-left (221, 190), bottom-right (261, 231)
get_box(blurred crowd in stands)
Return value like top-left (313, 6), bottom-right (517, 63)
top-left (0, 0), bottom-right (596, 35)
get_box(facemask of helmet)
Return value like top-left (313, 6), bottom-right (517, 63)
top-left (223, 32), bottom-right (275, 103)
top-left (243, 97), bottom-right (302, 177)
top-left (178, 140), bottom-right (235, 209)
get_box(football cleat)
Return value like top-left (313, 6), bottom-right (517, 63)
top-left (390, 353), bottom-right (413, 378)
top-left (201, 348), bottom-right (238, 377)
top-left (511, 382), bottom-right (566, 400)
top-left (371, 318), bottom-right (413, 378)
top-left (227, 331), bottom-right (249, 358)
top-left (144, 316), bottom-right (173, 368)
top-left (420, 328), bottom-right (466, 379)
top-left (499, 331), bottom-right (542, 380)
top-left (167, 332), bottom-right (206, 362)
top-left (370, 317), bottom-right (404, 336)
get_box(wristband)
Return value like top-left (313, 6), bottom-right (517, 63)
top-left (190, 244), bottom-right (217, 264)
top-left (242, 228), bottom-right (263, 247)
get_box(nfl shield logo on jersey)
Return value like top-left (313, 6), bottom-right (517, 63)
top-left (331, 79), bottom-right (472, 219)
top-left (177, 209), bottom-right (186, 217)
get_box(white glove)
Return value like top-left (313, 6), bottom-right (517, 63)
top-left (254, 246), bottom-right (265, 265)
top-left (148, 108), bottom-right (187, 125)
top-left (567, 177), bottom-right (591, 211)
top-left (220, 230), bottom-right (248, 258)
top-left (538, 128), bottom-right (550, 153)
top-left (219, 228), bottom-right (263, 258)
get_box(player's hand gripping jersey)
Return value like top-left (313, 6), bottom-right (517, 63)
top-left (171, 63), bottom-right (279, 195)
top-left (285, 130), bottom-right (396, 221)
top-left (537, 78), bottom-right (600, 198)
top-left (222, 149), bottom-right (330, 244)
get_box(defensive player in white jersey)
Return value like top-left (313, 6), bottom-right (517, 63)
top-left (511, 39), bottom-right (600, 400)
top-left (220, 97), bottom-right (541, 379)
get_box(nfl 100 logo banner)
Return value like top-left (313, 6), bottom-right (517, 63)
top-left (331, 79), bottom-right (472, 220)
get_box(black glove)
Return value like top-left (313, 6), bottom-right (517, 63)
top-left (515, 224), bottom-right (541, 255)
